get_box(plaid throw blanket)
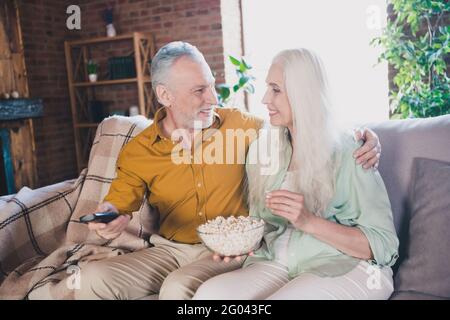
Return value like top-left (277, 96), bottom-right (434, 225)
top-left (0, 115), bottom-right (158, 299)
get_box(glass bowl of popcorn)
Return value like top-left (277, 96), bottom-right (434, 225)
top-left (197, 216), bottom-right (265, 257)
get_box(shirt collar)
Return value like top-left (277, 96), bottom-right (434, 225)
top-left (150, 106), bottom-right (223, 145)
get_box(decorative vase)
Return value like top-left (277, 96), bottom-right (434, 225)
top-left (106, 23), bottom-right (116, 37)
top-left (129, 105), bottom-right (139, 117)
top-left (88, 74), bottom-right (98, 82)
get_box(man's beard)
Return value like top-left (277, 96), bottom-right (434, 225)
top-left (187, 111), bottom-right (214, 129)
top-left (198, 114), bottom-right (214, 129)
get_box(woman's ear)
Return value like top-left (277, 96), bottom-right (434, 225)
top-left (155, 84), bottom-right (172, 107)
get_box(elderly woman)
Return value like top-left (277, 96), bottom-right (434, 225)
top-left (193, 48), bottom-right (399, 300)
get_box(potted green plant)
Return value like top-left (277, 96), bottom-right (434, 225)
top-left (102, 6), bottom-right (116, 37)
top-left (216, 55), bottom-right (255, 107)
top-left (372, 0), bottom-right (449, 118)
top-left (87, 60), bottom-right (99, 82)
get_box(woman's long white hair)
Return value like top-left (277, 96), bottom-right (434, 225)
top-left (274, 48), bottom-right (343, 216)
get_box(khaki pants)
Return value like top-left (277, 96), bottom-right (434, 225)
top-left (75, 234), bottom-right (242, 300)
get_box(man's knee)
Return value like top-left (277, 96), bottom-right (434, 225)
top-left (159, 269), bottom-right (200, 300)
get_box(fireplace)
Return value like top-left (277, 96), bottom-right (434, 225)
top-left (0, 98), bottom-right (43, 196)
top-left (0, 1), bottom-right (42, 196)
top-left (0, 128), bottom-right (14, 194)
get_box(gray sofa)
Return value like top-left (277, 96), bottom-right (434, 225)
top-left (143, 114), bottom-right (450, 300)
top-left (139, 114), bottom-right (450, 300)
top-left (367, 115), bottom-right (450, 300)
top-left (1, 114), bottom-right (449, 300)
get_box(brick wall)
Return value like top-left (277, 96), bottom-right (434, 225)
top-left (19, 0), bottom-right (232, 187)
top-left (20, 0), bottom-right (78, 187)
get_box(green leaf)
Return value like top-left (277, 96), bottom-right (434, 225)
top-left (229, 55), bottom-right (241, 66)
top-left (239, 76), bottom-right (249, 87)
top-left (217, 84), bottom-right (230, 101)
top-left (400, 102), bottom-right (410, 117)
top-left (242, 58), bottom-right (252, 70)
top-left (233, 84), bottom-right (240, 93)
top-left (239, 62), bottom-right (247, 73)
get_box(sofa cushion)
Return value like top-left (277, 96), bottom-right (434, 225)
top-left (393, 158), bottom-right (450, 299)
top-left (368, 115), bottom-right (450, 272)
top-left (390, 291), bottom-right (448, 300)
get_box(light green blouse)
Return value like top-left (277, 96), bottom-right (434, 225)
top-left (244, 131), bottom-right (399, 278)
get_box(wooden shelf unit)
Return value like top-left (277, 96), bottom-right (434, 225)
top-left (73, 77), bottom-right (151, 87)
top-left (64, 32), bottom-right (156, 172)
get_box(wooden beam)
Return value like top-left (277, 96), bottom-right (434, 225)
top-left (134, 34), bottom-right (145, 117)
top-left (73, 78), bottom-right (145, 87)
top-left (67, 33), bottom-right (135, 46)
top-left (65, 41), bottom-right (83, 172)
top-left (9, 121), bottom-right (37, 191)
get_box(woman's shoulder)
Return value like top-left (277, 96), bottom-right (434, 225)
top-left (332, 133), bottom-right (364, 181)
top-left (335, 133), bottom-right (385, 191)
top-left (336, 133), bottom-right (362, 163)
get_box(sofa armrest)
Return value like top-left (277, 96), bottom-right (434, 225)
top-left (0, 171), bottom-right (86, 282)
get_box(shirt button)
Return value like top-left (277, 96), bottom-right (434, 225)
top-left (198, 212), bottom-right (203, 216)
top-left (197, 183), bottom-right (201, 187)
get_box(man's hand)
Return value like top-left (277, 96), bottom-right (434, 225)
top-left (87, 202), bottom-right (130, 240)
top-left (353, 127), bottom-right (381, 170)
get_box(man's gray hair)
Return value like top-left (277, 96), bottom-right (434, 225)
top-left (150, 41), bottom-right (205, 90)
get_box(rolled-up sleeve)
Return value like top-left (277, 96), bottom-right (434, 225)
top-left (347, 150), bottom-right (399, 267)
top-left (103, 150), bottom-right (146, 216)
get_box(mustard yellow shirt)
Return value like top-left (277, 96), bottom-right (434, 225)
top-left (104, 107), bottom-right (264, 244)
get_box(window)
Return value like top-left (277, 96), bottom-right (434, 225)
top-left (242, 0), bottom-right (389, 125)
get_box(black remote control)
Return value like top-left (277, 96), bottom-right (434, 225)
top-left (79, 211), bottom-right (120, 224)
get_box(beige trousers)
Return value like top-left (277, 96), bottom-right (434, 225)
top-left (193, 260), bottom-right (394, 300)
top-left (74, 234), bottom-right (242, 300)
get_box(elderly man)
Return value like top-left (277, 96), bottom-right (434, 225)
top-left (75, 41), bottom-right (381, 300)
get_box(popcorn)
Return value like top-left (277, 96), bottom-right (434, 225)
top-left (197, 216), bottom-right (265, 256)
